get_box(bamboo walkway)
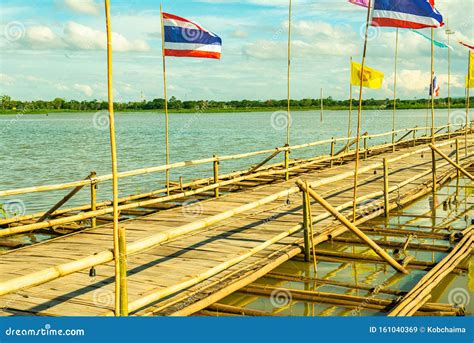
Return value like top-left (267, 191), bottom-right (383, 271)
top-left (0, 134), bottom-right (473, 316)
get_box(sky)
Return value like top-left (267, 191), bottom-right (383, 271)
top-left (0, 0), bottom-right (472, 102)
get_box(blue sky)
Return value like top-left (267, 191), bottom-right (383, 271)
top-left (0, 0), bottom-right (472, 102)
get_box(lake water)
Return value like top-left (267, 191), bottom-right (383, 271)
top-left (0, 109), bottom-right (461, 213)
top-left (218, 178), bottom-right (474, 316)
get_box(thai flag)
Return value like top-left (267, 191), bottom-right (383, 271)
top-left (430, 74), bottom-right (440, 97)
top-left (371, 0), bottom-right (444, 29)
top-left (162, 12), bottom-right (222, 60)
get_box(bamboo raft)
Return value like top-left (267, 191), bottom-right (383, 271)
top-left (0, 128), bottom-right (472, 317)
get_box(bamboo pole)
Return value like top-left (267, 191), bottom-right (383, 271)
top-left (429, 144), bottom-right (474, 180)
top-left (392, 28), bottom-right (399, 152)
top-left (383, 158), bottom-right (389, 218)
top-left (466, 51), bottom-right (471, 156)
top-left (296, 179), bottom-right (408, 274)
top-left (160, 4), bottom-right (170, 195)
top-left (348, 56), bottom-right (353, 150)
top-left (118, 225), bottom-right (128, 316)
top-left (104, 0), bottom-right (122, 317)
top-left (302, 187), bottom-right (311, 262)
top-left (286, 0), bottom-right (292, 147)
top-left (430, 28), bottom-right (435, 144)
top-left (330, 138), bottom-right (335, 168)
top-left (213, 155), bottom-right (219, 198)
top-left (320, 88), bottom-right (324, 122)
top-left (446, 26), bottom-right (454, 137)
top-left (352, 0), bottom-right (372, 222)
top-left (306, 182), bottom-right (317, 275)
top-left (456, 139), bottom-right (460, 178)
top-left (90, 171), bottom-right (97, 228)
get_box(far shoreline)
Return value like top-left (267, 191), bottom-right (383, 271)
top-left (0, 104), bottom-right (469, 115)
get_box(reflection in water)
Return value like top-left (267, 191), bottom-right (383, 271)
top-left (218, 178), bottom-right (473, 316)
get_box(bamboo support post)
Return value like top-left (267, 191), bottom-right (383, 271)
top-left (383, 158), bottom-right (389, 218)
top-left (363, 135), bottom-right (368, 160)
top-left (118, 225), bottom-right (128, 316)
top-left (413, 128), bottom-right (417, 147)
top-left (284, 147), bottom-right (290, 181)
top-left (213, 155), bottom-right (219, 198)
top-left (456, 139), bottom-right (460, 179)
top-left (307, 182), bottom-right (317, 275)
top-left (330, 138), bottom-right (335, 168)
top-left (302, 187), bottom-right (311, 262)
top-left (90, 171), bottom-right (97, 228)
top-left (104, 0), bottom-right (122, 317)
top-left (295, 180), bottom-right (408, 274)
top-left (429, 144), bottom-right (474, 180)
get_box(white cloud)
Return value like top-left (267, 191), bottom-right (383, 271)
top-left (24, 25), bottom-right (64, 49)
top-left (0, 74), bottom-right (15, 85)
top-left (73, 83), bottom-right (93, 97)
top-left (15, 22), bottom-right (150, 52)
top-left (64, 22), bottom-right (150, 52)
top-left (64, 0), bottom-right (100, 16)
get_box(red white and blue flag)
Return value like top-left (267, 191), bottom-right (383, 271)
top-left (162, 12), bottom-right (222, 60)
top-left (430, 74), bottom-right (440, 97)
top-left (371, 0), bottom-right (444, 29)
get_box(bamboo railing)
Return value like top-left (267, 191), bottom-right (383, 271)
top-left (0, 135), bottom-right (472, 315)
top-left (0, 123), bottom-right (472, 235)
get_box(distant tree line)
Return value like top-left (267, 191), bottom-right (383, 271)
top-left (0, 95), bottom-right (471, 113)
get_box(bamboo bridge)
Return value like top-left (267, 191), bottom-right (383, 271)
top-left (0, 124), bottom-right (473, 316)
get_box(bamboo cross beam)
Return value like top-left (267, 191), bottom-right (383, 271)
top-left (245, 150), bottom-right (281, 175)
top-left (396, 129), bottom-right (413, 143)
top-left (295, 180), bottom-right (409, 274)
top-left (36, 174), bottom-right (91, 223)
top-left (429, 144), bottom-right (474, 180)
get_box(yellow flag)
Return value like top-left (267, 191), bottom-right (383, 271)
top-left (351, 61), bottom-right (384, 89)
top-left (467, 52), bottom-right (474, 88)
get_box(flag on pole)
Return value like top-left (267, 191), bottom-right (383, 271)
top-left (459, 41), bottom-right (474, 50)
top-left (410, 29), bottom-right (451, 49)
top-left (467, 52), bottom-right (474, 88)
top-left (371, 0), bottom-right (444, 29)
top-left (348, 0), bottom-right (369, 7)
top-left (429, 74), bottom-right (440, 96)
top-left (162, 12), bottom-right (222, 59)
top-left (351, 61), bottom-right (384, 89)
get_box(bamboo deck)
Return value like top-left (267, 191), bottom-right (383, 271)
top-left (0, 135), bottom-right (473, 316)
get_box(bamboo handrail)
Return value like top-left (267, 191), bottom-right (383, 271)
top-left (429, 144), bottom-right (474, 180)
top-left (0, 123), bottom-right (465, 198)
top-left (1, 138), bottom-right (472, 237)
top-left (1, 141), bottom-right (470, 297)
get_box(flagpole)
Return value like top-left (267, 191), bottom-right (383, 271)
top-left (352, 0), bottom-right (372, 222)
top-left (286, 0), bottom-right (292, 147)
top-left (105, 0), bottom-right (127, 316)
top-left (430, 28), bottom-right (435, 144)
top-left (160, 4), bottom-right (170, 195)
top-left (430, 27), bottom-right (437, 209)
top-left (348, 56), bottom-right (353, 150)
top-left (446, 24), bottom-right (454, 135)
top-left (392, 28), bottom-right (399, 152)
top-left (466, 50), bottom-right (471, 156)
top-left (320, 88), bottom-right (324, 122)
